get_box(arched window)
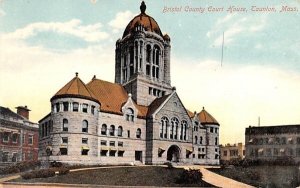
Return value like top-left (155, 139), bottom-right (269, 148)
top-left (171, 117), bottom-right (179, 139)
top-left (101, 124), bottom-right (107, 135)
top-left (110, 125), bottom-right (115, 136)
top-left (181, 120), bottom-right (187, 140)
top-left (136, 128), bottom-right (141, 139)
top-left (82, 120), bottom-right (88, 133)
top-left (195, 136), bottom-right (198, 144)
top-left (126, 108), bottom-right (134, 122)
top-left (161, 117), bottom-right (169, 139)
top-left (63, 119), bottom-right (68, 132)
top-left (118, 126), bottom-right (123, 137)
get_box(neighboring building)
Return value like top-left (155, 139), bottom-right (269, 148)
top-left (38, 2), bottom-right (220, 165)
top-left (220, 143), bottom-right (245, 161)
top-left (245, 125), bottom-right (300, 162)
top-left (0, 106), bottom-right (39, 166)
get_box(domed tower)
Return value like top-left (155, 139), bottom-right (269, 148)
top-left (115, 1), bottom-right (172, 106)
top-left (49, 73), bottom-right (100, 163)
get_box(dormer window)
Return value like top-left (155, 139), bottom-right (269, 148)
top-left (126, 108), bottom-right (134, 122)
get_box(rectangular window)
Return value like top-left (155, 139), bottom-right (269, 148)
top-left (215, 128), bottom-right (218, 133)
top-left (2, 152), bottom-right (9, 162)
top-left (224, 150), bottom-right (227, 156)
top-left (135, 151), bottom-right (142, 161)
top-left (60, 148), bottom-right (68, 155)
top-left (118, 141), bottom-right (123, 147)
top-left (73, 102), bottom-right (79, 112)
top-left (100, 150), bottom-right (108, 156)
top-left (28, 152), bottom-right (33, 160)
top-left (63, 102), bottom-right (69, 111)
top-left (91, 106), bottom-right (95, 115)
top-left (3, 132), bottom-right (9, 142)
top-left (12, 134), bottom-right (18, 143)
top-left (56, 103), bottom-right (60, 112)
top-left (109, 141), bottom-right (115, 146)
top-left (127, 130), bottom-right (130, 138)
top-left (210, 127), bottom-right (213, 133)
top-left (82, 104), bottom-right (88, 113)
top-left (22, 134), bottom-right (25, 144)
top-left (109, 150), bottom-right (116, 157)
top-left (101, 140), bottom-right (107, 146)
top-left (81, 149), bottom-right (89, 155)
top-left (198, 154), bottom-right (201, 159)
top-left (62, 137), bottom-right (68, 144)
top-left (82, 138), bottom-right (88, 144)
top-left (28, 135), bottom-right (33, 145)
top-left (12, 153), bottom-right (18, 162)
top-left (118, 150), bottom-right (124, 157)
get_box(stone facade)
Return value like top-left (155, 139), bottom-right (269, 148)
top-left (220, 143), bottom-right (245, 161)
top-left (245, 125), bottom-right (300, 163)
top-left (38, 2), bottom-right (220, 166)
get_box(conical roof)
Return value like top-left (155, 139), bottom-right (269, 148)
top-left (51, 73), bottom-right (99, 104)
top-left (198, 107), bottom-right (219, 126)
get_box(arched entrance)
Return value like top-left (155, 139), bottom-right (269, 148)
top-left (167, 145), bottom-right (180, 162)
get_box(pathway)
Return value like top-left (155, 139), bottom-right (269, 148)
top-left (179, 165), bottom-right (255, 188)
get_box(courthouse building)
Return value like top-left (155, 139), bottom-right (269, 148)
top-left (0, 106), bottom-right (39, 166)
top-left (245, 125), bottom-right (300, 162)
top-left (39, 2), bottom-right (220, 165)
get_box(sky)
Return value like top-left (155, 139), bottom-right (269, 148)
top-left (0, 0), bottom-right (299, 145)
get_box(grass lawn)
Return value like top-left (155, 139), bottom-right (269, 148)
top-left (209, 165), bottom-right (300, 188)
top-left (11, 166), bottom-right (215, 187)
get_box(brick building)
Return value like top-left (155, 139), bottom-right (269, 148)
top-left (0, 106), bottom-right (39, 166)
top-left (245, 125), bottom-right (300, 162)
top-left (39, 2), bottom-right (220, 165)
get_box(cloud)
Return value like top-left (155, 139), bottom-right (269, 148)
top-left (0, 9), bottom-right (5, 17)
top-left (4, 19), bottom-right (109, 42)
top-left (208, 15), bottom-right (267, 47)
top-left (108, 11), bottom-right (135, 33)
top-left (0, 26), bottom-right (114, 122)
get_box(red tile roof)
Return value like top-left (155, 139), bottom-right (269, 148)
top-left (51, 74), bottom-right (99, 104)
top-left (87, 78), bottom-right (148, 118)
top-left (198, 107), bottom-right (219, 126)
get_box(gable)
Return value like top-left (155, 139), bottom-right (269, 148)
top-left (151, 92), bottom-right (191, 123)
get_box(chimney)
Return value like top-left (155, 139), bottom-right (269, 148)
top-left (16, 106), bottom-right (31, 120)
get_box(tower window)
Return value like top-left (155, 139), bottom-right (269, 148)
top-left (146, 65), bottom-right (150, 76)
top-left (63, 102), bottom-right (68, 111)
top-left (63, 119), bottom-right (68, 132)
top-left (82, 120), bottom-right (88, 133)
top-left (136, 128), bottom-right (141, 138)
top-left (73, 102), bottom-right (79, 112)
top-left (82, 104), bottom-right (88, 113)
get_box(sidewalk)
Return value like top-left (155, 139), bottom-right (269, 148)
top-left (179, 165), bottom-right (255, 188)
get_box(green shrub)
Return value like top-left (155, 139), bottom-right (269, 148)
top-left (176, 169), bottom-right (203, 184)
top-left (21, 169), bottom-right (56, 180)
top-left (0, 161), bottom-right (41, 175)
